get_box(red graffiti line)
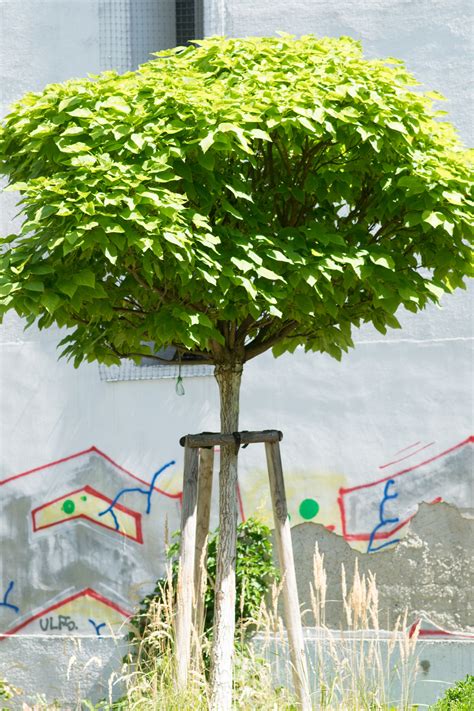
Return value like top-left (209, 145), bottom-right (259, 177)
top-left (31, 485), bottom-right (143, 544)
top-left (378, 442), bottom-right (435, 470)
top-left (0, 588), bottom-right (132, 638)
top-left (408, 620), bottom-right (474, 639)
top-left (0, 446), bottom-right (244, 522)
top-left (0, 446), bottom-right (181, 500)
top-left (337, 435), bottom-right (473, 542)
top-left (393, 441), bottom-right (421, 456)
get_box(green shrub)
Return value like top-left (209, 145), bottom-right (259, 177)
top-left (431, 675), bottom-right (474, 710)
top-left (129, 517), bottom-right (279, 650)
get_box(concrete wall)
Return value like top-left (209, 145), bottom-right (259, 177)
top-left (0, 0), bottom-right (473, 704)
top-left (1, 505), bottom-right (472, 708)
top-left (255, 634), bottom-right (474, 709)
top-left (290, 502), bottom-right (474, 633)
top-left (0, 636), bottom-right (128, 709)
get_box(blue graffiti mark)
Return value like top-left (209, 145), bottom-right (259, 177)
top-left (107, 506), bottom-right (120, 532)
top-left (367, 479), bottom-right (401, 553)
top-left (0, 581), bottom-right (20, 614)
top-left (88, 618), bottom-right (106, 637)
top-left (98, 460), bottom-right (176, 531)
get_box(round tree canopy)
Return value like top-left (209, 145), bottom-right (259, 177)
top-left (0, 35), bottom-right (472, 367)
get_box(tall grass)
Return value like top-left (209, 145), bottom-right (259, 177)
top-left (105, 544), bottom-right (419, 710)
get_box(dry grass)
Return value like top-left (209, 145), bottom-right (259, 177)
top-left (310, 546), bottom-right (419, 709)
top-left (104, 545), bottom-right (419, 710)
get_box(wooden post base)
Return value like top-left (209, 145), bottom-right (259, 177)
top-left (175, 430), bottom-right (311, 709)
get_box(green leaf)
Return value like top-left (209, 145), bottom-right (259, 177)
top-left (257, 266), bottom-right (283, 281)
top-left (191, 213), bottom-right (210, 229)
top-left (57, 279), bottom-right (78, 298)
top-left (239, 277), bottom-right (258, 299)
top-left (199, 132), bottom-right (215, 153)
top-left (270, 249), bottom-right (293, 264)
top-left (425, 282), bottom-right (445, 299)
top-left (397, 175), bottom-right (426, 194)
top-left (130, 133), bottom-right (146, 150)
top-left (231, 257), bottom-right (254, 273)
top-left (163, 231), bottom-right (185, 248)
top-left (370, 254), bottom-right (395, 269)
top-left (217, 123), bottom-right (252, 152)
top-left (56, 139), bottom-right (91, 153)
top-left (73, 271), bottom-right (96, 288)
top-left (98, 96), bottom-right (131, 114)
top-left (105, 248), bottom-right (118, 264)
top-left (58, 96), bottom-right (82, 112)
top-left (386, 120), bottom-right (407, 133)
top-left (356, 126), bottom-right (373, 142)
top-left (4, 181), bottom-right (29, 192)
top-left (442, 190), bottom-right (464, 205)
top-left (71, 154), bottom-right (96, 167)
top-left (422, 211), bottom-right (445, 229)
top-left (41, 292), bottom-right (62, 313)
top-left (268, 304), bottom-right (283, 318)
top-left (23, 281), bottom-right (45, 292)
top-left (297, 116), bottom-right (316, 132)
top-left (66, 108), bottom-right (93, 118)
top-left (197, 150), bottom-right (215, 170)
top-left (35, 205), bottom-right (57, 221)
top-left (225, 184), bottom-right (253, 202)
top-left (61, 126), bottom-right (85, 137)
top-left (221, 200), bottom-right (243, 220)
top-left (249, 128), bottom-right (271, 141)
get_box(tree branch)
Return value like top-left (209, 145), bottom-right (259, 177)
top-left (244, 320), bottom-right (299, 361)
top-left (111, 306), bottom-right (149, 316)
top-left (235, 314), bottom-right (255, 345)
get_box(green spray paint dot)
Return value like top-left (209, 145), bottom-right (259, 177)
top-left (80, 495), bottom-right (87, 501)
top-left (299, 498), bottom-right (320, 520)
top-left (61, 499), bottom-right (75, 515)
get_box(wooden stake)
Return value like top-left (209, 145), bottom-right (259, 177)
top-left (176, 429), bottom-right (307, 706)
top-left (194, 446), bottom-right (214, 636)
top-left (265, 441), bottom-right (312, 710)
top-left (176, 443), bottom-right (199, 688)
top-left (180, 429), bottom-right (282, 448)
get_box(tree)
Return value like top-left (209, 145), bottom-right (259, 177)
top-left (0, 34), bottom-right (472, 709)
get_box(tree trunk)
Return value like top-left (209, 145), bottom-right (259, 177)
top-left (209, 362), bottom-right (243, 711)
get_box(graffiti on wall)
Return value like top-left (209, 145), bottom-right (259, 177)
top-left (238, 469), bottom-right (344, 532)
top-left (338, 435), bottom-right (473, 551)
top-left (238, 435), bottom-right (473, 552)
top-left (0, 447), bottom-right (183, 638)
top-left (1, 435), bottom-right (472, 637)
top-left (97, 459), bottom-right (176, 531)
top-left (2, 588), bottom-right (131, 637)
top-left (32, 485), bottom-right (144, 543)
top-left (0, 445), bottom-right (248, 638)
top-left (0, 582), bottom-right (19, 615)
